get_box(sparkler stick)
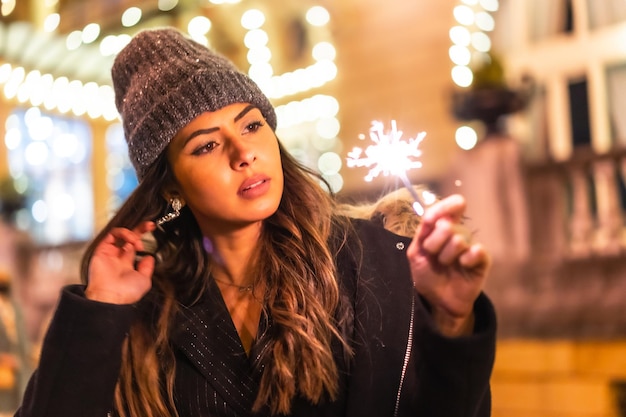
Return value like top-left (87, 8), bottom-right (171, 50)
top-left (346, 120), bottom-right (428, 215)
top-left (396, 170), bottom-right (428, 216)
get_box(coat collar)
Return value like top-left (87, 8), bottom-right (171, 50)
top-left (171, 279), bottom-right (270, 415)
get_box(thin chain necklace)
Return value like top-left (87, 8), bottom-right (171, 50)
top-left (212, 277), bottom-right (254, 293)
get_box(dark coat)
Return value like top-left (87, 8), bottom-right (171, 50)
top-left (16, 219), bottom-right (496, 417)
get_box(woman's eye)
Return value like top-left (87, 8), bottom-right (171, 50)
top-left (192, 141), bottom-right (217, 155)
top-left (245, 120), bottom-right (265, 133)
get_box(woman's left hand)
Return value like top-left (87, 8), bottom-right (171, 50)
top-left (406, 194), bottom-right (490, 337)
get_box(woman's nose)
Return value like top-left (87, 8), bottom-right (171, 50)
top-left (229, 137), bottom-right (256, 169)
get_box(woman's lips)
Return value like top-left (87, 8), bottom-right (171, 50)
top-left (239, 175), bottom-right (271, 198)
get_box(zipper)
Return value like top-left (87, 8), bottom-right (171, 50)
top-left (394, 292), bottom-right (415, 416)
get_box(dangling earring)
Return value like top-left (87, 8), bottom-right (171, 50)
top-left (156, 198), bottom-right (182, 225)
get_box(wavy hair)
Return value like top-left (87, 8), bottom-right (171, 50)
top-left (336, 185), bottom-right (431, 238)
top-left (80, 141), bottom-right (348, 416)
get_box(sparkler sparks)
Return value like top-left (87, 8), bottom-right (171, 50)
top-left (347, 120), bottom-right (425, 182)
top-left (347, 120), bottom-right (430, 215)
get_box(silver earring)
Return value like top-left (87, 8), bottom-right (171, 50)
top-left (156, 198), bottom-right (182, 225)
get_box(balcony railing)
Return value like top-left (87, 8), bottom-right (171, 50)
top-left (493, 146), bottom-right (626, 339)
top-left (525, 147), bottom-right (626, 259)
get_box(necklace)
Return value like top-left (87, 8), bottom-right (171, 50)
top-left (212, 277), bottom-right (254, 293)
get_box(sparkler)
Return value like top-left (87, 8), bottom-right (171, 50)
top-left (346, 120), bottom-right (430, 215)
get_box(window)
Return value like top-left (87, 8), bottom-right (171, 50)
top-left (4, 107), bottom-right (93, 244)
top-left (568, 78), bottom-right (591, 148)
top-left (528, 0), bottom-right (574, 41)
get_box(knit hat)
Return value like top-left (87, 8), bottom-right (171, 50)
top-left (111, 27), bottom-right (277, 179)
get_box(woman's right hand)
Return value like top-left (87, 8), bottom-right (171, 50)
top-left (85, 221), bottom-right (156, 304)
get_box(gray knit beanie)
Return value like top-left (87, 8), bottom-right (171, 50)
top-left (111, 27), bottom-right (277, 179)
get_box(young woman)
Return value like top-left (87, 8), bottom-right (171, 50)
top-left (16, 28), bottom-right (496, 417)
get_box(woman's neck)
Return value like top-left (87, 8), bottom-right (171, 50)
top-left (202, 222), bottom-right (261, 287)
top-left (201, 222), bottom-right (264, 355)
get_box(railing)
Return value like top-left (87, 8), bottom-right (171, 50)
top-left (524, 147), bottom-right (626, 259)
top-left (492, 146), bottom-right (626, 339)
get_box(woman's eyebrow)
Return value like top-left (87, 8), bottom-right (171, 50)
top-left (182, 127), bottom-right (219, 146)
top-left (182, 105), bottom-right (257, 145)
top-left (234, 104), bottom-right (256, 122)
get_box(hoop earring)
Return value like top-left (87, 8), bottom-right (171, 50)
top-left (156, 198), bottom-right (182, 225)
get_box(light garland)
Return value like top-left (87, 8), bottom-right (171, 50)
top-left (1, 2), bottom-right (344, 191)
top-left (450, 0), bottom-right (500, 150)
top-left (0, 3), bottom-right (338, 125)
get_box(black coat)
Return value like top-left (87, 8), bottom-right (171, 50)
top-left (16, 219), bottom-right (496, 417)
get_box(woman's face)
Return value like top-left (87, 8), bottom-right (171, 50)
top-left (166, 102), bottom-right (284, 235)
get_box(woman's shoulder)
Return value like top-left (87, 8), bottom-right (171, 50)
top-left (339, 217), bottom-right (413, 247)
top-left (333, 217), bottom-right (412, 276)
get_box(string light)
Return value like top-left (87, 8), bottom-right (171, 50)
top-left (1, 3), bottom-right (343, 189)
top-left (450, 0), bottom-right (499, 149)
top-left (0, 4), bottom-right (339, 125)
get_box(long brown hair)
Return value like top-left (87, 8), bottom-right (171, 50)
top-left (80, 141), bottom-right (348, 416)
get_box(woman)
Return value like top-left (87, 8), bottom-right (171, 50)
top-left (16, 28), bottom-right (496, 417)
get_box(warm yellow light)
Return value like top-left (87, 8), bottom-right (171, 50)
top-left (317, 152), bottom-right (342, 175)
top-left (4, 127), bottom-right (21, 150)
top-left (121, 7), bottom-right (142, 27)
top-left (158, 0), bottom-right (178, 11)
top-left (312, 42), bottom-right (336, 61)
top-left (453, 5), bottom-right (475, 26)
top-left (274, 95), bottom-right (339, 129)
top-left (99, 35), bottom-right (119, 56)
top-left (248, 62), bottom-right (273, 81)
top-left (43, 13), bottom-right (60, 32)
top-left (241, 9), bottom-right (265, 30)
top-left (188, 16), bottom-right (212, 36)
top-left (82, 23), bottom-right (101, 44)
top-left (449, 45), bottom-right (471, 66)
top-left (471, 31), bottom-right (491, 52)
top-left (244, 29), bottom-right (269, 49)
top-left (306, 6), bottom-right (330, 26)
top-left (66, 30), bottom-right (83, 50)
top-left (316, 117), bottom-right (340, 139)
top-left (3, 66), bottom-right (25, 100)
top-left (247, 47), bottom-right (272, 64)
top-left (475, 11), bottom-right (495, 31)
top-left (451, 65), bottom-right (473, 87)
top-left (450, 26), bottom-right (471, 46)
top-left (1, 0), bottom-right (16, 16)
top-left (479, 0), bottom-right (499, 12)
top-left (456, 126), bottom-right (478, 150)
top-left (0, 63), bottom-right (12, 83)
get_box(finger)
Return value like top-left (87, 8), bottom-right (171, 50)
top-left (130, 222), bottom-right (158, 254)
top-left (136, 255), bottom-right (155, 278)
top-left (421, 194), bottom-right (466, 226)
top-left (438, 233), bottom-right (470, 265)
top-left (134, 221), bottom-right (156, 236)
top-left (104, 229), bottom-right (140, 264)
top-left (420, 218), bottom-right (454, 254)
top-left (111, 226), bottom-right (154, 254)
top-left (96, 231), bottom-right (117, 250)
top-left (417, 195), bottom-right (466, 243)
top-left (117, 241), bottom-right (139, 265)
top-left (110, 227), bottom-right (142, 247)
top-left (458, 243), bottom-right (490, 270)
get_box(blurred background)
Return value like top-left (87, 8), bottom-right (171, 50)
top-left (1, 0), bottom-right (626, 415)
